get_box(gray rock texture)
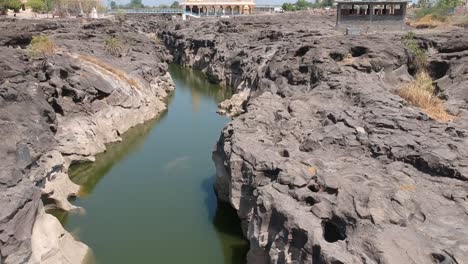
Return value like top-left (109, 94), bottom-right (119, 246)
top-left (161, 13), bottom-right (468, 263)
top-left (0, 18), bottom-right (173, 263)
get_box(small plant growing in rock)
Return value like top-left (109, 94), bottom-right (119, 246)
top-left (104, 36), bottom-right (122, 57)
top-left (115, 9), bottom-right (126, 25)
top-left (398, 32), bottom-right (454, 122)
top-left (404, 32), bottom-right (428, 72)
top-left (27, 35), bottom-right (55, 58)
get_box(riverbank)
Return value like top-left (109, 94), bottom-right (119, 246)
top-left (48, 64), bottom-right (246, 264)
top-left (0, 18), bottom-right (174, 263)
top-left (159, 13), bottom-right (468, 263)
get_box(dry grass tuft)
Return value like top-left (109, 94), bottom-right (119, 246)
top-left (411, 14), bottom-right (447, 28)
top-left (78, 54), bottom-right (140, 89)
top-left (27, 35), bottom-right (55, 58)
top-left (398, 71), bottom-right (454, 122)
top-left (104, 36), bottom-right (123, 57)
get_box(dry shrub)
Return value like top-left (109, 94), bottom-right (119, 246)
top-left (398, 71), bottom-right (454, 122)
top-left (104, 36), bottom-right (123, 57)
top-left (27, 35), bottom-right (55, 58)
top-left (78, 54), bottom-right (140, 89)
top-left (411, 14), bottom-right (443, 29)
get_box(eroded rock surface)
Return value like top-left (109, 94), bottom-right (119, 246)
top-left (0, 18), bottom-right (174, 263)
top-left (162, 13), bottom-right (468, 263)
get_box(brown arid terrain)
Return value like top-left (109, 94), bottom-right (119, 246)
top-left (0, 11), bottom-right (467, 264)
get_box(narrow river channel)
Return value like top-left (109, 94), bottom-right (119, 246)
top-left (50, 65), bottom-right (248, 264)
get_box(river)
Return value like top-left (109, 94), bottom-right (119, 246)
top-left (49, 65), bottom-right (248, 264)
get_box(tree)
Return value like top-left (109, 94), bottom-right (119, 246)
top-left (436, 0), bottom-right (461, 8)
top-left (417, 0), bottom-right (431, 8)
top-left (321, 0), bottom-right (333, 7)
top-left (128, 0), bottom-right (143, 8)
top-left (295, 0), bottom-right (311, 10)
top-left (27, 0), bottom-right (46, 12)
top-left (110, 0), bottom-right (116, 9)
top-left (282, 2), bottom-right (295, 11)
top-left (44, 0), bottom-right (55, 13)
top-left (170, 0), bottom-right (179, 8)
top-left (7, 0), bottom-right (22, 12)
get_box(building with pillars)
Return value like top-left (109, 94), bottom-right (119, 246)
top-left (336, 0), bottom-right (410, 30)
top-left (182, 0), bottom-right (256, 15)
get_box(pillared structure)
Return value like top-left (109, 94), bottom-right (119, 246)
top-left (182, 0), bottom-right (256, 15)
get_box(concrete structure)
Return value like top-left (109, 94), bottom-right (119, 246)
top-left (254, 5), bottom-right (281, 13)
top-left (182, 0), bottom-right (256, 15)
top-left (336, 0), bottom-right (410, 31)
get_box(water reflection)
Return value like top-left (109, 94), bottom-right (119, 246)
top-left (69, 110), bottom-right (169, 197)
top-left (47, 64), bottom-right (248, 264)
top-left (168, 64), bottom-right (233, 106)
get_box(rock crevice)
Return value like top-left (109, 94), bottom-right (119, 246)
top-left (162, 14), bottom-right (468, 263)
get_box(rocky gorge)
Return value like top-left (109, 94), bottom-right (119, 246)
top-left (0, 18), bottom-right (174, 263)
top-left (0, 11), bottom-right (467, 264)
top-left (160, 13), bottom-right (468, 264)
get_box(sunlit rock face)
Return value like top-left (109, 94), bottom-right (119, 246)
top-left (0, 18), bottom-right (174, 263)
top-left (161, 13), bottom-right (468, 264)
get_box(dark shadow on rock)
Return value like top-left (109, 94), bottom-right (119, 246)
top-left (201, 175), bottom-right (217, 221)
top-left (201, 175), bottom-right (249, 264)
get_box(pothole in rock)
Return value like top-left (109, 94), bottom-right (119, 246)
top-left (3, 35), bottom-right (32, 49)
top-left (263, 168), bottom-right (281, 181)
top-left (279, 149), bottom-right (290, 158)
top-left (350, 46), bottom-right (369, 57)
top-left (295, 46), bottom-right (311, 57)
top-left (330, 52), bottom-right (344, 61)
top-left (322, 218), bottom-right (347, 243)
top-left (428, 60), bottom-right (450, 80)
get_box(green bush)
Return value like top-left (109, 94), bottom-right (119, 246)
top-left (27, 0), bottom-right (46, 12)
top-left (7, 0), bottom-right (22, 12)
top-left (282, 2), bottom-right (296, 11)
top-left (415, 0), bottom-right (462, 21)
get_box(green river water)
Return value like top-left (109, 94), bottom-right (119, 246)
top-left (49, 65), bottom-right (248, 264)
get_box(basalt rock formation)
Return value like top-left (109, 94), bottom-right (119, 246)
top-left (0, 18), bottom-right (173, 263)
top-left (161, 13), bottom-right (468, 263)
